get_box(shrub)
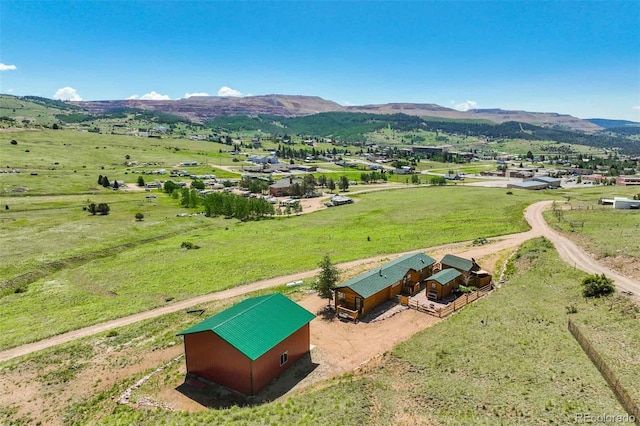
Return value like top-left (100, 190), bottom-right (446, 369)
top-left (582, 274), bottom-right (615, 298)
top-left (10, 139), bottom-right (17, 145)
top-left (565, 305), bottom-right (578, 314)
top-left (97, 203), bottom-right (110, 215)
top-left (135, 212), bottom-right (144, 221)
top-left (180, 241), bottom-right (200, 250)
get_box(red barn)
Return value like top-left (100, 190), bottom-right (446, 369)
top-left (177, 293), bottom-right (315, 395)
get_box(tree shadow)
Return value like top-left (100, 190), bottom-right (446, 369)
top-left (175, 353), bottom-right (319, 408)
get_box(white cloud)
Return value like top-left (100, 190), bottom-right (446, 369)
top-left (53, 87), bottom-right (82, 101)
top-left (218, 86), bottom-right (242, 97)
top-left (184, 92), bottom-right (210, 98)
top-left (632, 106), bottom-right (640, 110)
top-left (0, 63), bottom-right (17, 71)
top-left (138, 91), bottom-right (171, 100)
top-left (454, 100), bottom-right (478, 111)
top-left (127, 94), bottom-right (139, 100)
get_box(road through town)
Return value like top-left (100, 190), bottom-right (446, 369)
top-left (1, 201), bottom-right (637, 362)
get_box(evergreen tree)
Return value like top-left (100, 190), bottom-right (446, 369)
top-left (315, 255), bottom-right (340, 306)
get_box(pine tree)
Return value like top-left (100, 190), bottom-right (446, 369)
top-left (315, 255), bottom-right (340, 306)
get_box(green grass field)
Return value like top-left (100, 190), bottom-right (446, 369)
top-left (544, 198), bottom-right (640, 260)
top-left (0, 185), bottom-right (551, 349)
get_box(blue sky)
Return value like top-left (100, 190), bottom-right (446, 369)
top-left (1, 1), bottom-right (639, 120)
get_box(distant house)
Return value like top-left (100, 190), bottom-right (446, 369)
top-left (425, 268), bottom-right (462, 301)
top-left (109, 180), bottom-right (125, 189)
top-left (612, 197), bottom-right (640, 210)
top-left (439, 254), bottom-right (491, 288)
top-left (507, 181), bottom-right (549, 190)
top-left (334, 252), bottom-right (436, 321)
top-left (532, 176), bottom-right (561, 187)
top-left (616, 175), bottom-right (640, 186)
top-left (177, 293), bottom-right (315, 396)
top-left (248, 155), bottom-right (279, 165)
top-left (443, 173), bottom-right (462, 180)
top-left (582, 174), bottom-right (606, 184)
top-left (269, 177), bottom-right (300, 197)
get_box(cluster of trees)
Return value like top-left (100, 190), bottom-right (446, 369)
top-left (201, 192), bottom-right (276, 221)
top-left (98, 175), bottom-right (113, 188)
top-left (180, 188), bottom-right (202, 208)
top-left (360, 171), bottom-right (388, 183)
top-left (239, 176), bottom-right (271, 194)
top-left (85, 202), bottom-right (110, 215)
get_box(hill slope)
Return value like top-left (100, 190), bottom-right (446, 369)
top-left (69, 94), bottom-right (601, 132)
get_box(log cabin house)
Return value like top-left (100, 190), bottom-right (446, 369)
top-left (334, 252), bottom-right (435, 321)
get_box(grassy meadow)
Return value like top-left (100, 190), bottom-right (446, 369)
top-left (1, 185), bottom-right (553, 349)
top-left (543, 195), bottom-right (640, 261)
top-left (4, 239), bottom-right (635, 425)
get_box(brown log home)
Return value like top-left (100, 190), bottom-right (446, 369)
top-left (334, 252), bottom-right (435, 321)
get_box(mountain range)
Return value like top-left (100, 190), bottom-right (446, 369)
top-left (73, 95), bottom-right (603, 132)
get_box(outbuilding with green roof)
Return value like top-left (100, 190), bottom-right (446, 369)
top-left (177, 293), bottom-right (315, 395)
top-left (425, 268), bottom-right (462, 301)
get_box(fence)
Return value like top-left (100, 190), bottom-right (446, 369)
top-left (568, 319), bottom-right (640, 425)
top-left (408, 283), bottom-right (493, 318)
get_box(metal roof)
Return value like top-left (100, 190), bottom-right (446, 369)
top-left (426, 268), bottom-right (461, 285)
top-left (177, 293), bottom-right (315, 361)
top-left (440, 254), bottom-right (474, 272)
top-left (334, 252), bottom-right (436, 299)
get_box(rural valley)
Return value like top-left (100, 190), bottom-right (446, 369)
top-left (0, 92), bottom-right (639, 425)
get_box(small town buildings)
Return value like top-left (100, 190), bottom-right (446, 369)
top-left (334, 252), bottom-right (436, 320)
top-left (616, 175), bottom-right (640, 186)
top-left (425, 268), bottom-right (462, 301)
top-left (177, 293), bottom-right (315, 395)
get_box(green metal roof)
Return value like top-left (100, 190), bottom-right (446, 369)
top-left (440, 254), bottom-right (474, 272)
top-left (177, 293), bottom-right (315, 361)
top-left (335, 252), bottom-right (436, 299)
top-left (427, 268), bottom-right (461, 285)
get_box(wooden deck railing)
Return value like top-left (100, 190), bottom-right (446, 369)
top-left (408, 283), bottom-right (493, 318)
top-left (336, 306), bottom-right (359, 321)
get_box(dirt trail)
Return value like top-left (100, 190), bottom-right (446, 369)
top-left (1, 200), bottom-right (637, 363)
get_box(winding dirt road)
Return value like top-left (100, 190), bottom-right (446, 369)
top-left (1, 200), bottom-right (637, 363)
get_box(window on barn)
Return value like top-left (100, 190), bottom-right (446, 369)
top-left (280, 351), bottom-right (288, 366)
